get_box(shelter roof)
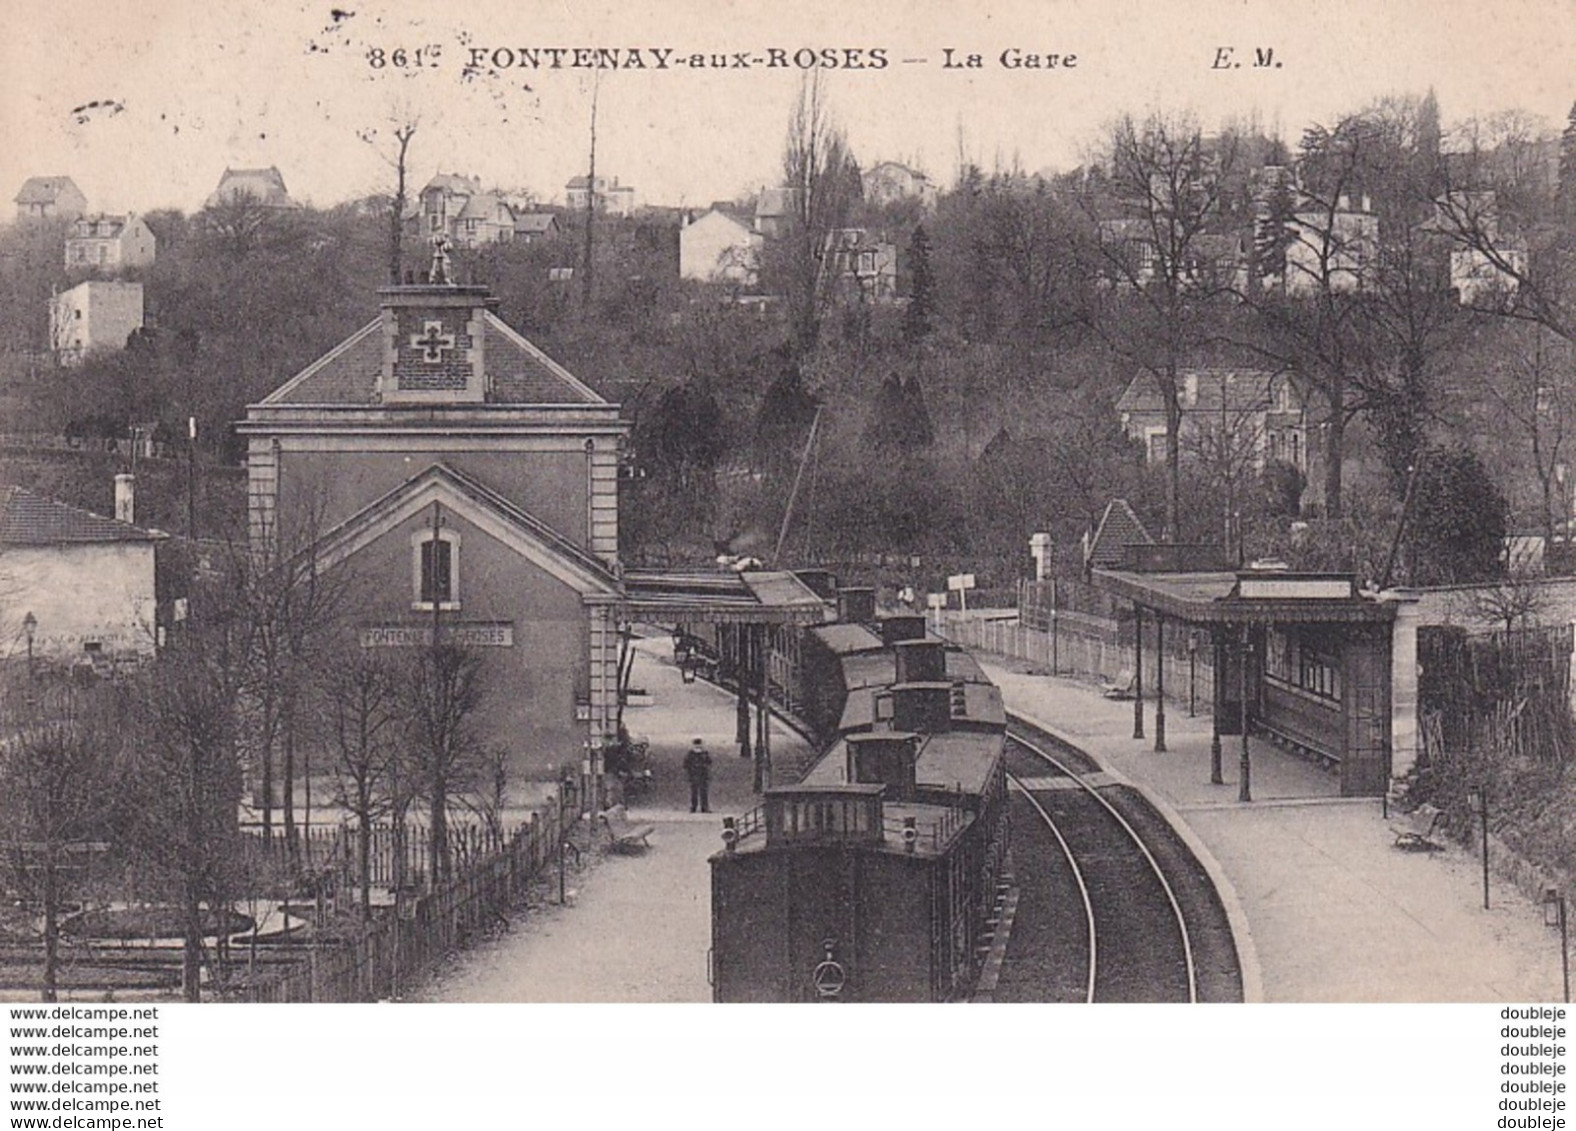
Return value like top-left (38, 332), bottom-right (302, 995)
top-left (622, 569), bottom-right (832, 624)
top-left (1093, 568), bottom-right (1396, 625)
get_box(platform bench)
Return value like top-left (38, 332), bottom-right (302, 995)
top-left (1391, 807), bottom-right (1444, 852)
top-left (599, 805), bottom-right (654, 853)
top-left (1101, 669), bottom-right (1135, 700)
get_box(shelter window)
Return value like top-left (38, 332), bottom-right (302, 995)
top-left (411, 528), bottom-right (461, 611)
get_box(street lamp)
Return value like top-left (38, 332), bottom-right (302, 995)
top-left (22, 611), bottom-right (36, 677)
top-left (1467, 787), bottom-right (1490, 910)
top-left (1544, 888), bottom-right (1570, 1003)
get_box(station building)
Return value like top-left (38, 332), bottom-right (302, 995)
top-left (239, 269), bottom-right (827, 793)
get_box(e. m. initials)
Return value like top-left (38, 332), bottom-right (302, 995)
top-left (1211, 46), bottom-right (1282, 70)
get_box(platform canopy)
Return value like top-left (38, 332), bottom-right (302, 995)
top-left (621, 568), bottom-right (833, 625)
top-left (1093, 569), bottom-right (1397, 626)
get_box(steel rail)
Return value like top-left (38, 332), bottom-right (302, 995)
top-left (1007, 725), bottom-right (1200, 1004)
top-left (1006, 769), bottom-right (1099, 1003)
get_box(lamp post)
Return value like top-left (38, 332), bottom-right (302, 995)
top-left (1187, 631), bottom-right (1198, 718)
top-left (1238, 625), bottom-right (1252, 804)
top-left (22, 611), bottom-right (36, 678)
top-left (1468, 786), bottom-right (1490, 910)
top-left (1545, 888), bottom-right (1570, 1003)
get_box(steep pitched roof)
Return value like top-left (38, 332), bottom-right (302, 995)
top-left (514, 212), bottom-right (558, 234)
top-left (0, 486), bottom-right (163, 546)
top-left (456, 192), bottom-right (511, 221)
top-left (15, 176), bottom-right (82, 205)
top-left (1117, 368), bottom-right (1293, 416)
top-left (259, 310), bottom-right (608, 406)
top-left (423, 173), bottom-right (481, 195)
top-left (207, 167), bottom-right (297, 209)
top-left (1083, 499), bottom-right (1154, 570)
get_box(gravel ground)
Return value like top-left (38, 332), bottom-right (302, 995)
top-left (416, 634), bottom-right (813, 1003)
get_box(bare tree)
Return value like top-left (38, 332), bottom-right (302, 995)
top-left (1081, 112), bottom-right (1238, 540)
top-left (402, 642), bottom-right (488, 886)
top-left (0, 674), bottom-right (126, 1000)
top-left (1484, 325), bottom-right (1576, 555)
top-left (236, 500), bottom-right (348, 857)
top-left (124, 600), bottom-right (244, 1002)
top-left (774, 73), bottom-right (863, 357)
top-left (321, 644), bottom-right (403, 921)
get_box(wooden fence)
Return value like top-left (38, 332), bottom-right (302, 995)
top-left (232, 804), bottom-right (570, 1003)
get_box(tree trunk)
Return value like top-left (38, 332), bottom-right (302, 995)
top-left (1164, 381), bottom-right (1183, 543)
top-left (1324, 392), bottom-right (1346, 521)
top-left (41, 850), bottom-right (58, 1003)
top-left (182, 887), bottom-right (203, 1003)
top-left (429, 775), bottom-right (448, 887)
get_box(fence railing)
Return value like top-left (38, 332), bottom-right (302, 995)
top-left (231, 804), bottom-right (569, 1003)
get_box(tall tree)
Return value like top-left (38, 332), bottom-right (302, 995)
top-left (1082, 112), bottom-right (1238, 540)
top-left (322, 645), bottom-right (404, 921)
top-left (125, 596), bottom-right (245, 1002)
top-left (0, 675), bottom-right (126, 1001)
top-left (403, 642), bottom-right (487, 887)
top-left (772, 73), bottom-right (863, 358)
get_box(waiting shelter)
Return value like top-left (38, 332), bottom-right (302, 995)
top-left (1093, 554), bottom-right (1397, 797)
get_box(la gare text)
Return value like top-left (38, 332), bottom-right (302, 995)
top-left (367, 46), bottom-right (1078, 72)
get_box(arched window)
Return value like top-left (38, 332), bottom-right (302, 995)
top-left (411, 528), bottom-right (460, 611)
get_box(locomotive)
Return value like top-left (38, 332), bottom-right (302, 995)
top-left (704, 590), bottom-right (1010, 1003)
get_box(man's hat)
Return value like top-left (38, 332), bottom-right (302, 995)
top-left (692, 738), bottom-right (704, 746)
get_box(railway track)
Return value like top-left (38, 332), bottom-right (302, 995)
top-left (992, 718), bottom-right (1243, 1003)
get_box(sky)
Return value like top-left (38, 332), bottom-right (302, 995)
top-left (2, 0), bottom-right (1571, 216)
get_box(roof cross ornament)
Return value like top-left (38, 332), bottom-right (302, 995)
top-left (411, 320), bottom-right (457, 364)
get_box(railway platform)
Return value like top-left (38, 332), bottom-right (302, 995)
top-left (982, 657), bottom-right (1568, 1003)
top-left (419, 632), bottom-right (812, 1002)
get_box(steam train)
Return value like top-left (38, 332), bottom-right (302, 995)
top-left (698, 587), bottom-right (1010, 1003)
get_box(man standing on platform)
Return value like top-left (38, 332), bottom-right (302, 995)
top-left (684, 738), bottom-right (713, 814)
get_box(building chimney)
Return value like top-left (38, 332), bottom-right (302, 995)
top-left (114, 473), bottom-right (135, 524)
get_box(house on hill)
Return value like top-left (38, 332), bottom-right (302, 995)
top-left (679, 209), bottom-right (761, 285)
top-left (14, 176), bottom-right (87, 222)
top-left (1116, 367), bottom-right (1309, 474)
top-left (565, 175), bottom-right (636, 217)
top-left (513, 212), bottom-right (560, 243)
top-left (50, 280), bottom-right (144, 366)
top-left (864, 162), bottom-right (938, 210)
top-left (206, 166), bottom-right (299, 210)
top-left (0, 480), bottom-right (165, 669)
top-left (417, 174), bottom-right (520, 247)
top-left (1285, 194), bottom-right (1378, 296)
top-left (754, 187), bottom-right (798, 237)
top-left (818, 228), bottom-right (898, 303)
top-left (65, 214), bottom-right (156, 272)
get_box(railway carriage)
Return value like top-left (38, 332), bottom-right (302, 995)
top-left (708, 598), bottom-right (1010, 1002)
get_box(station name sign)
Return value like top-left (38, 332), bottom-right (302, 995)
top-left (1235, 576), bottom-right (1355, 601)
top-left (360, 621), bottom-right (515, 648)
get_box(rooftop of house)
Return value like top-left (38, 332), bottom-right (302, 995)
top-left (1117, 368), bottom-right (1299, 416)
top-left (513, 212), bottom-right (558, 234)
top-left (455, 192), bottom-right (512, 221)
top-left (14, 176), bottom-right (83, 205)
top-left (0, 486), bottom-right (163, 547)
top-left (423, 173), bottom-right (482, 196)
top-left (1083, 498), bottom-right (1154, 571)
top-left (207, 166), bottom-right (297, 209)
top-left (69, 214), bottom-right (136, 238)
